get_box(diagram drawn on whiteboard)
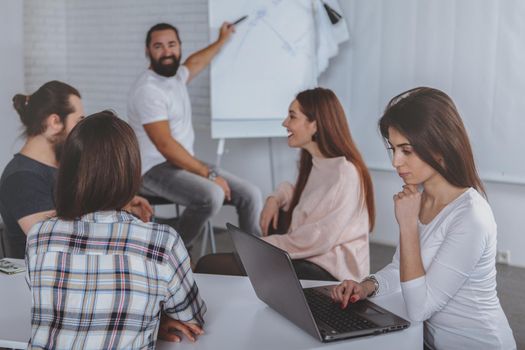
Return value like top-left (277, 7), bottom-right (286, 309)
top-left (209, 0), bottom-right (317, 138)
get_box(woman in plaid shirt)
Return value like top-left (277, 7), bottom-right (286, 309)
top-left (26, 111), bottom-right (206, 349)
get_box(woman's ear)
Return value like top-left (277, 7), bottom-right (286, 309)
top-left (436, 155), bottom-right (445, 168)
top-left (310, 121), bottom-right (318, 141)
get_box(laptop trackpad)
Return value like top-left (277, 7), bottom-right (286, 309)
top-left (351, 302), bottom-right (403, 325)
top-left (352, 302), bottom-right (385, 315)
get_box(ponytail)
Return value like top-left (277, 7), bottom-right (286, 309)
top-left (12, 81), bottom-right (80, 136)
top-left (12, 94), bottom-right (31, 129)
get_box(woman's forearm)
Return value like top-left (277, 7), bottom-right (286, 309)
top-left (399, 223), bottom-right (425, 282)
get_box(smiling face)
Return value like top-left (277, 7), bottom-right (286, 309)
top-left (147, 29), bottom-right (181, 77)
top-left (387, 126), bottom-right (439, 186)
top-left (282, 99), bottom-right (318, 150)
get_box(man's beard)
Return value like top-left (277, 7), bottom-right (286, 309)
top-left (52, 131), bottom-right (67, 163)
top-left (150, 54), bottom-right (180, 77)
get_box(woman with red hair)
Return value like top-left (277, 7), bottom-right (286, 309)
top-left (259, 87), bottom-right (375, 281)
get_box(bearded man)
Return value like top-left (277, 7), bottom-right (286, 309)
top-left (0, 81), bottom-right (153, 258)
top-left (127, 23), bottom-right (262, 248)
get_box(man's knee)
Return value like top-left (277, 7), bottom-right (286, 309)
top-left (193, 184), bottom-right (225, 213)
top-left (238, 182), bottom-right (262, 206)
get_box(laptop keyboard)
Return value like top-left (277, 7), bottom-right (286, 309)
top-left (304, 289), bottom-right (379, 333)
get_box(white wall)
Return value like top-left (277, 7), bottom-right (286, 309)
top-left (0, 1), bottom-right (25, 173)
top-left (21, 0), bottom-right (525, 268)
top-left (24, 0), bottom-right (67, 92)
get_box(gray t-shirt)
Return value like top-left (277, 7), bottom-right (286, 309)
top-left (0, 153), bottom-right (57, 258)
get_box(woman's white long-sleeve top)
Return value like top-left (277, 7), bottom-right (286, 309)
top-left (374, 188), bottom-right (516, 349)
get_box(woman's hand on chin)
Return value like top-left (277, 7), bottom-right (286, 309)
top-left (393, 184), bottom-right (421, 231)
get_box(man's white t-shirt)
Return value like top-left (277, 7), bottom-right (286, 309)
top-left (127, 66), bottom-right (195, 175)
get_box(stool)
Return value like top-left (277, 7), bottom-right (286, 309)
top-left (140, 194), bottom-right (216, 255)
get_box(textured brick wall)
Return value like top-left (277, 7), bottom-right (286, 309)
top-left (24, 0), bottom-right (211, 126)
top-left (24, 0), bottom-right (68, 92)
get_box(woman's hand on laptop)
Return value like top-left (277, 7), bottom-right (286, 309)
top-left (158, 313), bottom-right (204, 343)
top-left (331, 280), bottom-right (370, 309)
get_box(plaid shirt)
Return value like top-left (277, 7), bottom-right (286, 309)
top-left (25, 211), bottom-right (206, 350)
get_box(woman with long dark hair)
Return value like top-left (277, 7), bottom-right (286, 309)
top-left (259, 87), bottom-right (375, 281)
top-left (196, 87), bottom-right (374, 281)
top-left (332, 87), bottom-right (515, 349)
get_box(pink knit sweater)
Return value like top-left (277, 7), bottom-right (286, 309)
top-left (262, 156), bottom-right (370, 281)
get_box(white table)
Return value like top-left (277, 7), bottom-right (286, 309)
top-left (0, 259), bottom-right (31, 349)
top-left (0, 268), bottom-right (422, 349)
top-left (157, 274), bottom-right (423, 350)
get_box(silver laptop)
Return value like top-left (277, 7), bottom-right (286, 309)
top-left (227, 223), bottom-right (410, 342)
